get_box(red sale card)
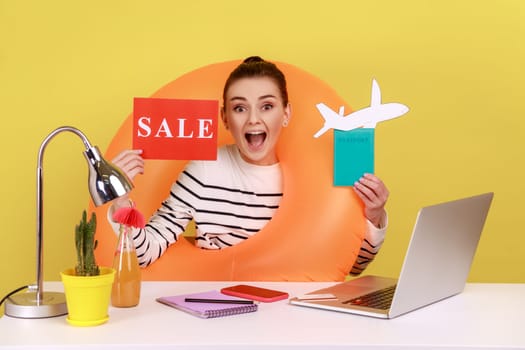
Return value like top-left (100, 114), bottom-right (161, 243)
top-left (133, 98), bottom-right (219, 160)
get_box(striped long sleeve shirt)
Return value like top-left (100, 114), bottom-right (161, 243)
top-left (112, 145), bottom-right (386, 275)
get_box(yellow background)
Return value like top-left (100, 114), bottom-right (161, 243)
top-left (1, 0), bottom-right (524, 306)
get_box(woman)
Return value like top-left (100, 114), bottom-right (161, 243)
top-left (110, 56), bottom-right (389, 275)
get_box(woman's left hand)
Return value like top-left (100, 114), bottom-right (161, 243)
top-left (353, 173), bottom-right (389, 228)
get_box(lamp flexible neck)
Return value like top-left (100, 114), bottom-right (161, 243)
top-left (35, 126), bottom-right (94, 303)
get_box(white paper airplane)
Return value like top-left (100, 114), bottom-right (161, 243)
top-left (313, 79), bottom-right (409, 138)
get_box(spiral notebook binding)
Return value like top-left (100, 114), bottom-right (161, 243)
top-left (203, 304), bottom-right (258, 318)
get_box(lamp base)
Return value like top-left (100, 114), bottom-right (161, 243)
top-left (4, 291), bottom-right (67, 318)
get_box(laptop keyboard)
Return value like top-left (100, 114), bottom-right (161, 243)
top-left (342, 285), bottom-right (397, 310)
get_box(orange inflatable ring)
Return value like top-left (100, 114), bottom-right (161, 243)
top-left (93, 60), bottom-right (366, 281)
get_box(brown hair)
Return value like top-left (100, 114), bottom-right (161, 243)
top-left (222, 56), bottom-right (289, 106)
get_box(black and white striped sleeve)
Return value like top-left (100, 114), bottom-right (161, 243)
top-left (349, 213), bottom-right (388, 276)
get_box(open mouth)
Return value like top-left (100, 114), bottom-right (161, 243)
top-left (245, 131), bottom-right (266, 149)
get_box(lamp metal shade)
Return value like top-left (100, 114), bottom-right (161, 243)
top-left (84, 146), bottom-right (133, 206)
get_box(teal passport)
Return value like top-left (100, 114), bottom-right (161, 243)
top-left (334, 128), bottom-right (374, 186)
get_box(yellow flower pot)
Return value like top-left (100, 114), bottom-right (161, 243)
top-left (60, 267), bottom-right (115, 326)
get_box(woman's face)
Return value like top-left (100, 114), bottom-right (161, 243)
top-left (222, 77), bottom-right (291, 166)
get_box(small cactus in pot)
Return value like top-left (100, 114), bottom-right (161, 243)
top-left (74, 210), bottom-right (100, 276)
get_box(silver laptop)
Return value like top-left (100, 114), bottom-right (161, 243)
top-left (290, 192), bottom-right (494, 319)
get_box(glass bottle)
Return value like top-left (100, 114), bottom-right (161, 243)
top-left (111, 225), bottom-right (141, 307)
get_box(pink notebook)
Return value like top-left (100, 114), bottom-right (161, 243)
top-left (156, 290), bottom-right (258, 318)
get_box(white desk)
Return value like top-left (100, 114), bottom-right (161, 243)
top-left (1, 282), bottom-right (524, 349)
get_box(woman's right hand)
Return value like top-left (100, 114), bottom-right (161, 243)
top-left (112, 149), bottom-right (145, 182)
top-left (110, 149), bottom-right (145, 210)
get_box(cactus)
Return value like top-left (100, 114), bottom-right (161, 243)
top-left (74, 210), bottom-right (100, 276)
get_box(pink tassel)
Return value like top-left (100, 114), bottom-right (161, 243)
top-left (112, 206), bottom-right (146, 229)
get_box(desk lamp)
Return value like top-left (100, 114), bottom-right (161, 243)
top-left (4, 126), bottom-right (133, 318)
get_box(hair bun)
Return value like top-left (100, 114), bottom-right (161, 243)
top-left (243, 56), bottom-right (264, 63)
